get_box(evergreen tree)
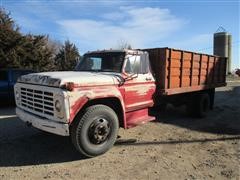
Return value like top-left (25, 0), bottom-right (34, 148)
top-left (0, 8), bottom-right (22, 68)
top-left (55, 40), bottom-right (80, 71)
top-left (19, 34), bottom-right (56, 71)
top-left (0, 8), bottom-right (62, 71)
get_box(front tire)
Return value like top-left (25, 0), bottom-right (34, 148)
top-left (70, 105), bottom-right (119, 157)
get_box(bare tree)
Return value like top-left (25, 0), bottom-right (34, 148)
top-left (116, 39), bottom-right (132, 50)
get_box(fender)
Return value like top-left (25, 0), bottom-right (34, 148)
top-left (67, 85), bottom-right (126, 128)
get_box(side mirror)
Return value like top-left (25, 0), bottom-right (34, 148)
top-left (124, 72), bottom-right (138, 81)
top-left (125, 59), bottom-right (132, 74)
top-left (131, 73), bottom-right (138, 78)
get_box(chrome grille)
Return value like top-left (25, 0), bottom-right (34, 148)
top-left (20, 87), bottom-right (54, 116)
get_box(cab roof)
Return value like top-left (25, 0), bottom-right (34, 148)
top-left (85, 49), bottom-right (146, 55)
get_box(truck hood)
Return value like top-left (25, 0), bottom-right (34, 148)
top-left (18, 71), bottom-right (120, 87)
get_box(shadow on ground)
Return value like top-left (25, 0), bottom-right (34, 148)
top-left (0, 116), bottom-right (86, 167)
top-left (152, 86), bottom-right (240, 135)
top-left (115, 136), bottom-right (240, 146)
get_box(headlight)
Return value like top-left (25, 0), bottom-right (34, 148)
top-left (54, 95), bottom-right (65, 119)
top-left (55, 100), bottom-right (62, 112)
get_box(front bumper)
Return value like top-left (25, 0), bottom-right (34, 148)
top-left (16, 107), bottom-right (69, 136)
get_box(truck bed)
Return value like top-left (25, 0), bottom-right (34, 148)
top-left (144, 48), bottom-right (227, 95)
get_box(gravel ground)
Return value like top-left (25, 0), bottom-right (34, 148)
top-left (0, 81), bottom-right (239, 180)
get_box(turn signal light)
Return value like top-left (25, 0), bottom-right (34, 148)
top-left (62, 82), bottom-right (75, 91)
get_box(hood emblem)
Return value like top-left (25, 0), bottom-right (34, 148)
top-left (18, 74), bottom-right (61, 87)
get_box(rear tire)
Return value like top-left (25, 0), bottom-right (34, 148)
top-left (152, 103), bottom-right (167, 112)
top-left (187, 93), bottom-right (210, 118)
top-left (70, 105), bottom-right (119, 157)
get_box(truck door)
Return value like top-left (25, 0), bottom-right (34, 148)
top-left (123, 53), bottom-right (156, 112)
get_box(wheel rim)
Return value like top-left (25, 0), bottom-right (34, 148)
top-left (88, 118), bottom-right (111, 144)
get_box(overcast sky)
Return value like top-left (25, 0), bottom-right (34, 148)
top-left (2, 0), bottom-right (240, 69)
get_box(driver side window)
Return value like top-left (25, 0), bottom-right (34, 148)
top-left (124, 54), bottom-right (149, 74)
top-left (125, 56), bottom-right (140, 74)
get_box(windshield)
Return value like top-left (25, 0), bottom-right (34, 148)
top-left (75, 52), bottom-right (125, 73)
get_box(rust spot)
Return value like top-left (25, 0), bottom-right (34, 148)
top-left (69, 96), bottom-right (88, 122)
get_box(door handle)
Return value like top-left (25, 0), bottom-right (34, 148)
top-left (145, 77), bottom-right (152, 81)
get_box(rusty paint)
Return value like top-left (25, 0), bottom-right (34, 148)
top-left (69, 96), bottom-right (89, 122)
top-left (123, 76), bottom-right (156, 115)
top-left (67, 84), bottom-right (127, 126)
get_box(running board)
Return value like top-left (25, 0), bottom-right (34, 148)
top-left (126, 108), bottom-right (155, 128)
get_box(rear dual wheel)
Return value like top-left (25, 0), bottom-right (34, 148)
top-left (70, 105), bottom-right (119, 157)
top-left (187, 93), bottom-right (210, 118)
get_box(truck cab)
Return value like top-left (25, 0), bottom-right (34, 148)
top-left (15, 49), bottom-right (156, 157)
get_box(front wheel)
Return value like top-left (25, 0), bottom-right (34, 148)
top-left (70, 105), bottom-right (119, 157)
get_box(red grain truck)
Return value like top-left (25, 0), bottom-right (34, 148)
top-left (14, 48), bottom-right (227, 157)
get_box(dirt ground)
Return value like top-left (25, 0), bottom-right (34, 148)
top-left (0, 80), bottom-right (239, 180)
